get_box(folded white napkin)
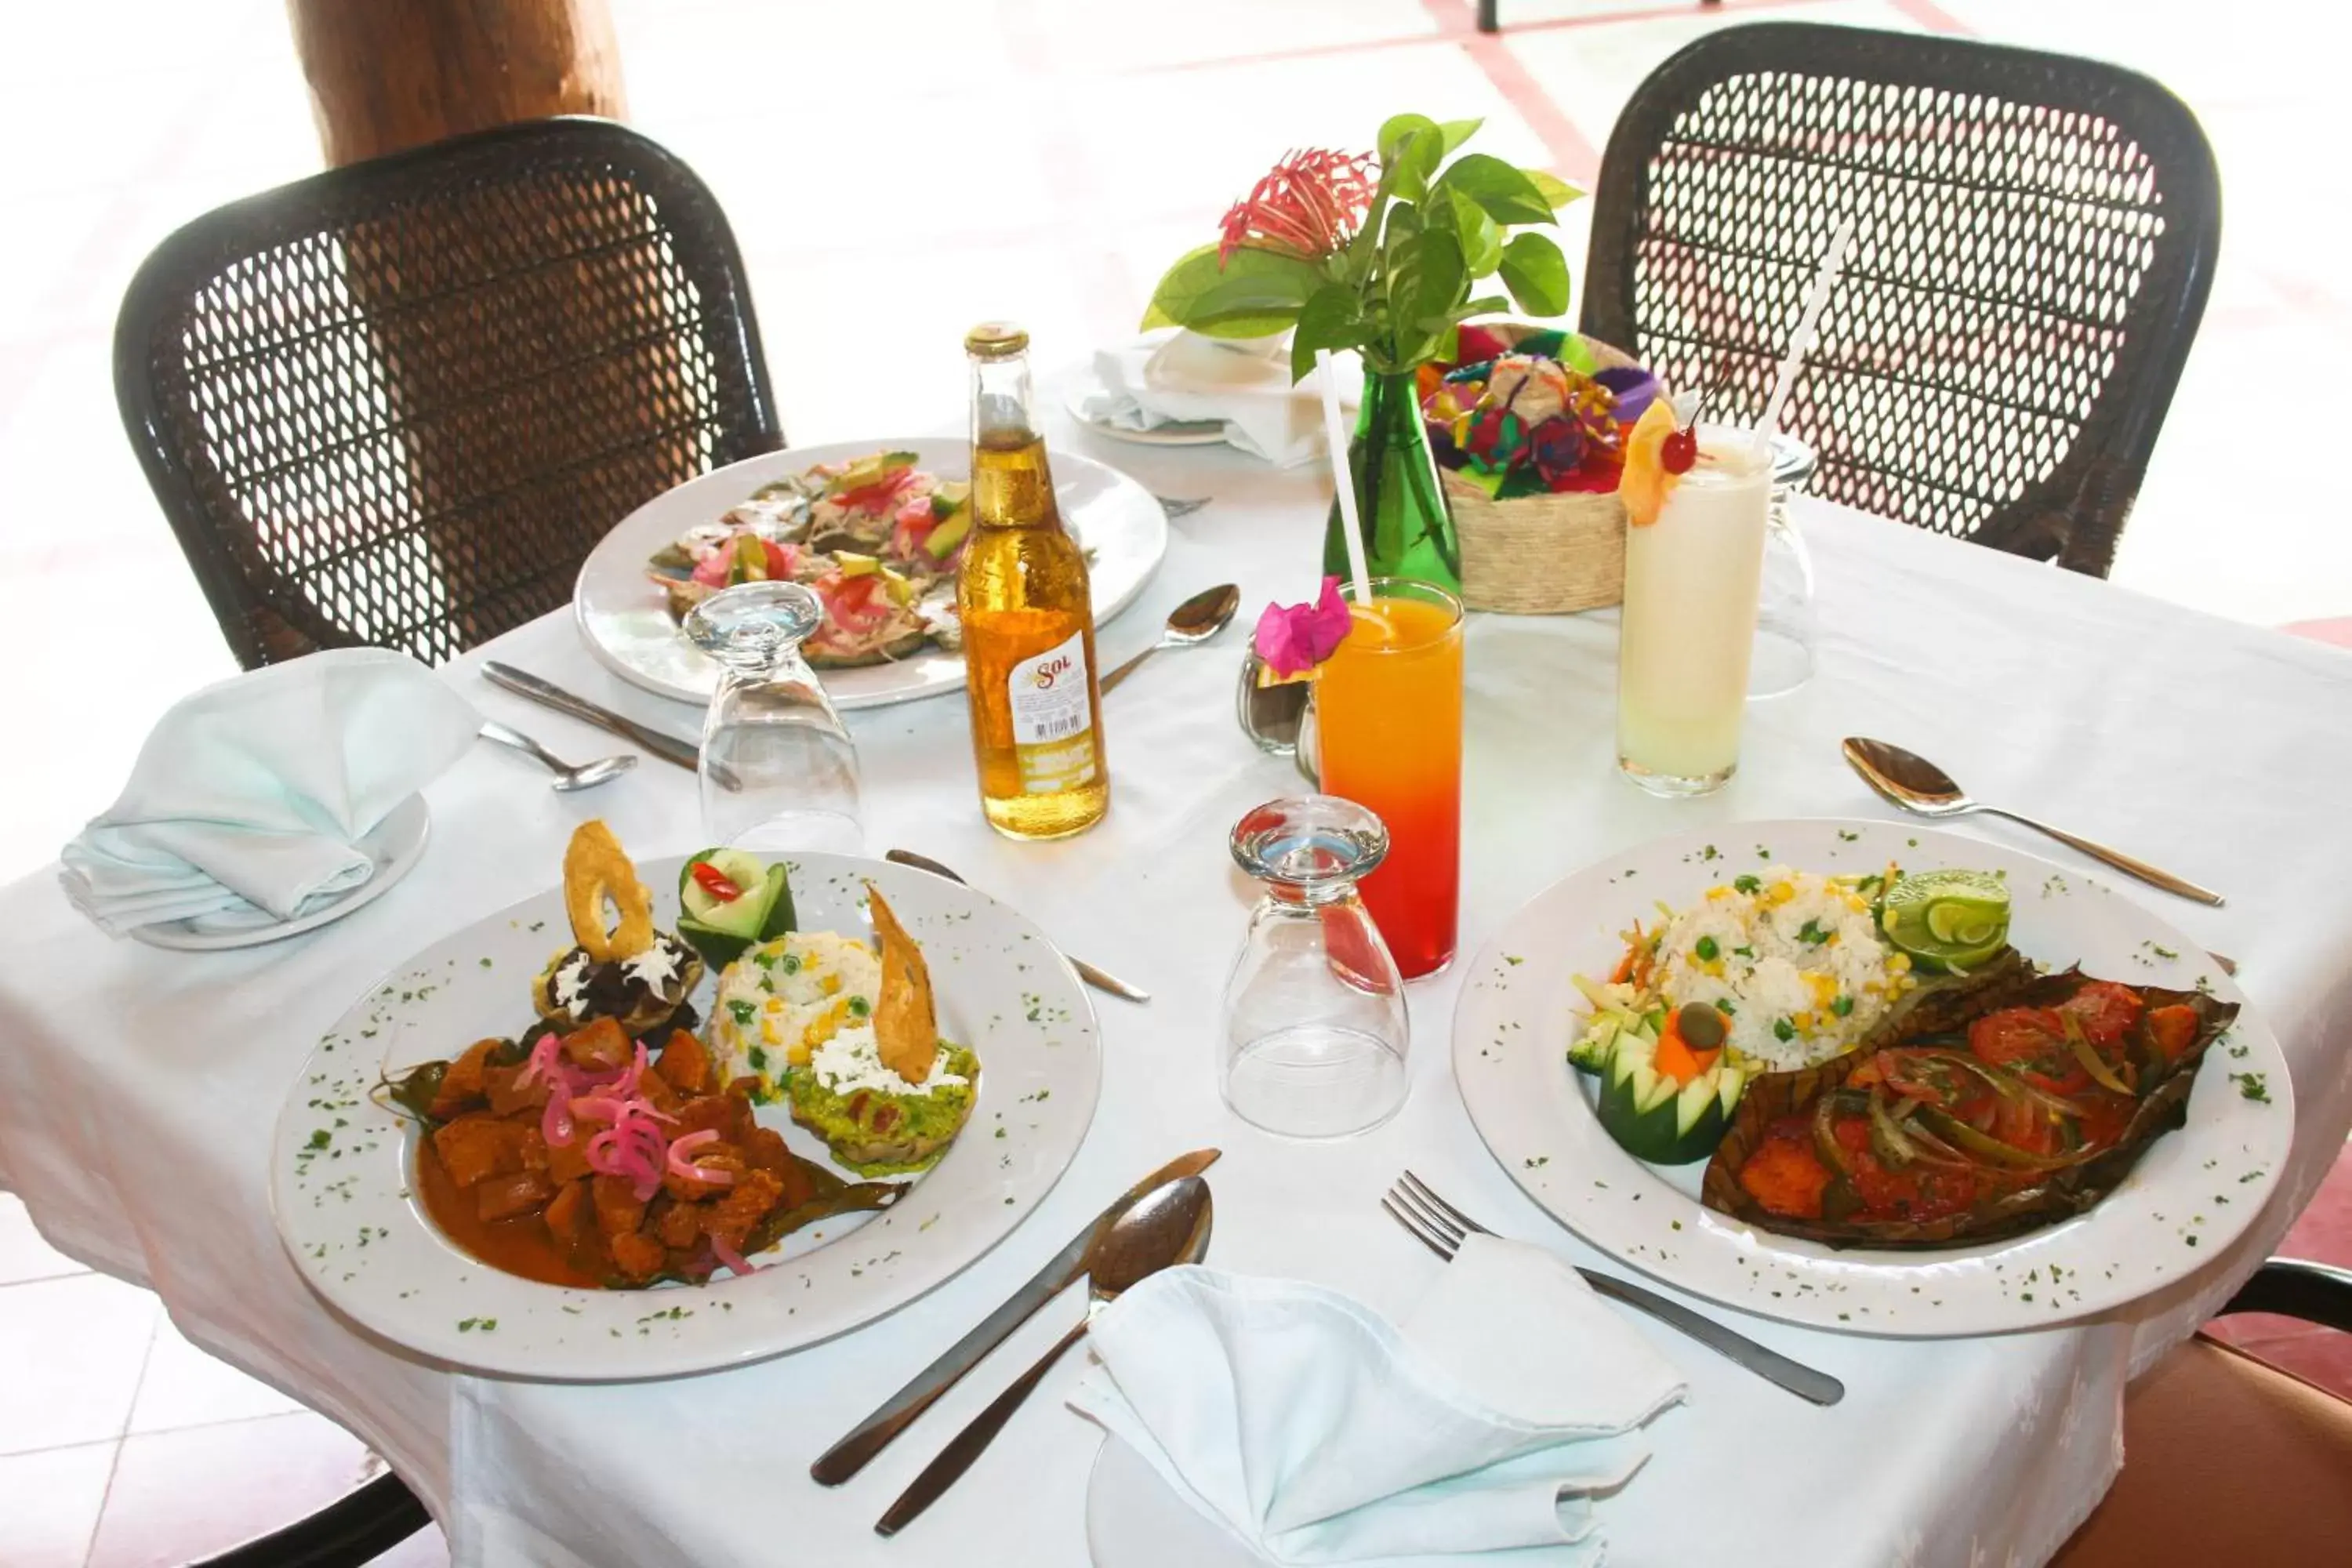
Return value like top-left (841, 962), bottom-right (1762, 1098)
top-left (1068, 1234), bottom-right (1686, 1566)
top-left (60, 648), bottom-right (478, 935)
top-left (1081, 329), bottom-right (1358, 468)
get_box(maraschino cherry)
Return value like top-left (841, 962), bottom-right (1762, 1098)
top-left (1660, 424), bottom-right (1697, 475)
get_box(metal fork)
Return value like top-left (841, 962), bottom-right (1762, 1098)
top-left (1383, 1171), bottom-right (1845, 1406)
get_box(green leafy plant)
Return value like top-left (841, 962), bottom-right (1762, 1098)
top-left (1142, 115), bottom-right (1579, 383)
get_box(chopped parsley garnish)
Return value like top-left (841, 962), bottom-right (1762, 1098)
top-left (2231, 1072), bottom-right (2270, 1104)
top-left (1831, 995), bottom-right (1855, 1017)
top-left (754, 949), bottom-right (779, 969)
top-left (748, 1046), bottom-right (768, 1071)
top-left (727, 1000), bottom-right (757, 1026)
top-left (1733, 944), bottom-right (1754, 959)
top-left (306, 1130), bottom-right (332, 1149)
top-left (1694, 936), bottom-right (1719, 962)
top-left (1718, 1000), bottom-right (1737, 1014)
top-left (1773, 1018), bottom-right (1798, 1042)
top-left (1733, 874), bottom-right (1762, 895)
top-left (1796, 919), bottom-right (1829, 946)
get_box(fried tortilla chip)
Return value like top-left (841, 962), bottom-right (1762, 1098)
top-left (563, 820), bottom-right (654, 961)
top-left (866, 885), bottom-right (939, 1084)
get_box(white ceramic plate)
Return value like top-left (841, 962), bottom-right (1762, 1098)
top-left (270, 852), bottom-right (1101, 1378)
top-left (1453, 819), bottom-right (2292, 1338)
top-left (132, 796), bottom-right (430, 952)
top-left (1062, 387), bottom-right (1229, 446)
top-left (574, 437), bottom-right (1168, 709)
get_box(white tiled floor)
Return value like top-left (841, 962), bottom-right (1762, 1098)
top-left (0, 2), bottom-right (2346, 1562)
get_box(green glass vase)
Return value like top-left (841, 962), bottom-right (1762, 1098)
top-left (1321, 368), bottom-right (1460, 590)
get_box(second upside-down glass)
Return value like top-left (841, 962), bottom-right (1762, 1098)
top-left (685, 581), bottom-right (865, 854)
top-left (1218, 795), bottom-right (1410, 1139)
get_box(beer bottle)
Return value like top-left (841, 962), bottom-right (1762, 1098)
top-left (956, 323), bottom-right (1109, 839)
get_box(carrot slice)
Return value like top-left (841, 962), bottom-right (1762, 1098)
top-left (1653, 1020), bottom-right (1704, 1086)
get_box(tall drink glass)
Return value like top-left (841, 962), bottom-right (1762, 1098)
top-left (1314, 578), bottom-right (1463, 978)
top-left (1617, 424), bottom-right (1770, 797)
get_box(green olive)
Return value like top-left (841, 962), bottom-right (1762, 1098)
top-left (1677, 1001), bottom-right (1728, 1050)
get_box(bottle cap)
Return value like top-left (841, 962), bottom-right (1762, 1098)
top-left (964, 321), bottom-right (1030, 360)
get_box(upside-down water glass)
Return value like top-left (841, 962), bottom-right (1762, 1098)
top-left (1218, 795), bottom-right (1410, 1139)
top-left (685, 581), bottom-right (865, 853)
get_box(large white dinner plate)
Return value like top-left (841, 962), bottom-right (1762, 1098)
top-left (574, 437), bottom-right (1169, 709)
top-left (270, 853), bottom-right (1101, 1378)
top-left (1453, 819), bottom-right (2292, 1338)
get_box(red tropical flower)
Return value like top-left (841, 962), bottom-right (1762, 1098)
top-left (1217, 149), bottom-right (1378, 266)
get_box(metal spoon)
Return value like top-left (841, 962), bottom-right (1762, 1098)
top-left (1100, 583), bottom-right (1242, 693)
top-left (477, 720), bottom-right (637, 792)
top-left (876, 1175), bottom-right (1214, 1536)
top-left (1842, 737), bottom-right (2223, 906)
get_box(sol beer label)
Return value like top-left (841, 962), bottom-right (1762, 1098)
top-left (1008, 632), bottom-right (1098, 794)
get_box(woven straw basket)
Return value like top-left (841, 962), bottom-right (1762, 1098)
top-left (1448, 328), bottom-right (1649, 615)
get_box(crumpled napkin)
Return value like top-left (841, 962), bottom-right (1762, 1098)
top-left (60, 648), bottom-right (478, 935)
top-left (1068, 1234), bottom-right (1686, 1566)
top-left (1080, 329), bottom-right (1357, 468)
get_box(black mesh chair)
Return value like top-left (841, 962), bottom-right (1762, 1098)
top-left (117, 117), bottom-right (782, 670)
top-left (1581, 23), bottom-right (2220, 575)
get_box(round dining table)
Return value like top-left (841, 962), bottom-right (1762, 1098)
top-left (5, 408), bottom-right (2350, 1568)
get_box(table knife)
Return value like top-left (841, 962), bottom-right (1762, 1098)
top-left (884, 848), bottom-right (1149, 1003)
top-left (809, 1148), bottom-right (1221, 1485)
top-left (480, 662), bottom-right (702, 771)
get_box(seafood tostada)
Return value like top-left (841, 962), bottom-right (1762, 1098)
top-left (644, 451), bottom-right (971, 668)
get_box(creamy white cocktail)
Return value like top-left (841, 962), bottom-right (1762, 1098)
top-left (1617, 423), bottom-right (1770, 795)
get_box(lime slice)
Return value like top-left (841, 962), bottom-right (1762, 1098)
top-left (1881, 869), bottom-right (2011, 972)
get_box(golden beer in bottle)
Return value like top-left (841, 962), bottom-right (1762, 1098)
top-left (957, 322), bottom-right (1110, 839)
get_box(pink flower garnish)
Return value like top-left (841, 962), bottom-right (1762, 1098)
top-left (1253, 576), bottom-right (1354, 679)
top-left (1218, 149), bottom-right (1377, 266)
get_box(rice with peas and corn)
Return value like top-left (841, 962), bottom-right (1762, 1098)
top-left (1611, 866), bottom-right (1913, 1072)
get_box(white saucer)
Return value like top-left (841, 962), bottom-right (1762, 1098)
top-left (1063, 387), bottom-right (1229, 446)
top-left (1086, 1434), bottom-right (1261, 1568)
top-left (129, 795), bottom-right (431, 952)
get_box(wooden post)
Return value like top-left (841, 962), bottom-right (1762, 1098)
top-left (286, 0), bottom-right (627, 167)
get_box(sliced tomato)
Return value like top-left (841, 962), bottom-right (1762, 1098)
top-left (2145, 1004), bottom-right (2201, 1062)
top-left (1967, 1007), bottom-right (2089, 1095)
top-left (689, 860), bottom-right (743, 902)
top-left (832, 469), bottom-right (920, 514)
top-left (761, 539), bottom-right (801, 579)
top-left (2056, 981), bottom-right (2144, 1047)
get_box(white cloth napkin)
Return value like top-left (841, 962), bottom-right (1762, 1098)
top-left (59, 648), bottom-right (478, 935)
top-left (1068, 1235), bottom-right (1686, 1566)
top-left (1081, 329), bottom-right (1358, 468)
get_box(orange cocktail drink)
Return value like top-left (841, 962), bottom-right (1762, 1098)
top-left (1315, 579), bottom-right (1464, 979)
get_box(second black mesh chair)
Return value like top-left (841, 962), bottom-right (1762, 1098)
top-left (117, 117), bottom-right (782, 669)
top-left (1581, 23), bottom-right (2220, 575)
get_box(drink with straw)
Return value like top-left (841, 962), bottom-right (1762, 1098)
top-left (1615, 420), bottom-right (1770, 795)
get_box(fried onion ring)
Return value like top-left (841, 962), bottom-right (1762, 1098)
top-left (563, 820), bottom-right (655, 961)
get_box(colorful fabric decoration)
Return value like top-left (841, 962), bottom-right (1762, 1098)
top-left (1421, 333), bottom-right (1661, 498)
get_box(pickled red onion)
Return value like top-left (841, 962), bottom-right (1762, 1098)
top-left (664, 1129), bottom-right (736, 1189)
top-left (708, 1233), bottom-right (760, 1276)
top-left (514, 1033), bottom-right (562, 1091)
top-left (541, 1080), bottom-right (574, 1148)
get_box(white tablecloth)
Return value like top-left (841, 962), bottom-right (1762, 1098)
top-left (6, 426), bottom-right (2352, 1568)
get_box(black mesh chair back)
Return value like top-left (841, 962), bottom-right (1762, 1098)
top-left (1581, 24), bottom-right (2220, 575)
top-left (117, 117), bottom-right (782, 668)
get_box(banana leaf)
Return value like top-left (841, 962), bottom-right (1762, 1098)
top-left (1701, 968), bottom-right (2239, 1250)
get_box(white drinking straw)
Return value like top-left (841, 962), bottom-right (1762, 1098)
top-left (1756, 216), bottom-right (1858, 443)
top-left (1315, 348), bottom-right (1375, 604)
